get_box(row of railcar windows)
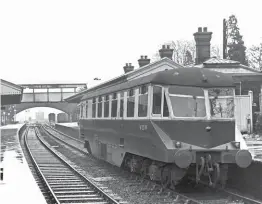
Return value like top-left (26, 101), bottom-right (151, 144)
top-left (79, 85), bottom-right (149, 119)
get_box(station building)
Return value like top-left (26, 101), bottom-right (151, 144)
top-left (1, 79), bottom-right (23, 125)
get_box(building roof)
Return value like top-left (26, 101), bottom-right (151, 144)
top-left (1, 79), bottom-right (23, 105)
top-left (65, 57), bottom-right (184, 103)
top-left (203, 58), bottom-right (240, 65)
top-left (1, 79), bottom-right (23, 95)
top-left (186, 57), bottom-right (261, 73)
top-left (79, 68), bottom-right (234, 101)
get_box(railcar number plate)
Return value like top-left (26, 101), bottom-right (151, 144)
top-left (139, 125), bottom-right (148, 131)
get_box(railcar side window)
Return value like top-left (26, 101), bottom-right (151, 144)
top-left (127, 89), bottom-right (135, 117)
top-left (104, 95), bottom-right (109, 118)
top-left (85, 101), bottom-right (88, 118)
top-left (77, 105), bottom-right (81, 120)
top-left (208, 88), bottom-right (234, 118)
top-left (82, 103), bottom-right (86, 118)
top-left (92, 98), bottom-right (96, 118)
top-left (111, 93), bottom-right (117, 117)
top-left (169, 86), bottom-right (206, 117)
top-left (138, 85), bottom-right (148, 117)
top-left (80, 104), bottom-right (83, 118)
top-left (152, 86), bottom-right (162, 114)
top-left (120, 92), bottom-right (124, 118)
top-left (98, 96), bottom-right (102, 118)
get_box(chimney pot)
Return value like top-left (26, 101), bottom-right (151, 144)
top-left (138, 55), bottom-right (151, 67)
top-left (159, 44), bottom-right (174, 60)
top-left (203, 27), bottom-right (207, 32)
top-left (123, 63), bottom-right (134, 73)
top-left (198, 27), bottom-right (202, 32)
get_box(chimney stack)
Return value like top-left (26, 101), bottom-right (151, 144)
top-left (159, 45), bottom-right (173, 60)
top-left (194, 27), bottom-right (212, 65)
top-left (138, 55), bottom-right (151, 67)
top-left (123, 63), bottom-right (134, 73)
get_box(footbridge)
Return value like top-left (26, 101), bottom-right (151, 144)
top-left (14, 83), bottom-right (86, 121)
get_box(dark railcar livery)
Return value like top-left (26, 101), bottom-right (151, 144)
top-left (77, 68), bottom-right (252, 188)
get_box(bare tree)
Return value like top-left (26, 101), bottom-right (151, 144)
top-left (76, 87), bottom-right (87, 92)
top-left (247, 43), bottom-right (262, 71)
top-left (171, 40), bottom-right (196, 65)
top-left (211, 45), bottom-right (222, 59)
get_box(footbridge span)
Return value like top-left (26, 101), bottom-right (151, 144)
top-left (15, 83), bottom-right (86, 121)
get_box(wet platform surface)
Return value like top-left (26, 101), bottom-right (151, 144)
top-left (246, 140), bottom-right (262, 161)
top-left (0, 124), bottom-right (47, 204)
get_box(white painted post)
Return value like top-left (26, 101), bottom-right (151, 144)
top-left (248, 90), bottom-right (253, 134)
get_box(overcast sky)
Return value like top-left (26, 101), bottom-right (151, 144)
top-left (1, 0), bottom-right (261, 87)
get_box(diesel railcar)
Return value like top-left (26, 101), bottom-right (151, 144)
top-left (48, 113), bottom-right (56, 123)
top-left (57, 113), bottom-right (69, 123)
top-left (78, 68), bottom-right (252, 188)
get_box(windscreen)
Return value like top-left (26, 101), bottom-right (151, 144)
top-left (168, 86), bottom-right (206, 117)
top-left (208, 88), bottom-right (234, 119)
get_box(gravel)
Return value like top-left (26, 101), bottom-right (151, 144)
top-left (38, 127), bottom-right (183, 204)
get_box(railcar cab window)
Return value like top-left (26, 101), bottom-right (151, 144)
top-left (127, 88), bottom-right (135, 117)
top-left (98, 96), bottom-right (103, 118)
top-left (111, 93), bottom-right (117, 118)
top-left (92, 98), bottom-right (96, 118)
top-left (138, 85), bottom-right (148, 117)
top-left (168, 86), bottom-right (206, 117)
top-left (152, 86), bottom-right (169, 117)
top-left (152, 86), bottom-right (162, 114)
top-left (208, 88), bottom-right (234, 119)
top-left (104, 95), bottom-right (109, 118)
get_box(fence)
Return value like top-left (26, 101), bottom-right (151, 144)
top-left (235, 91), bottom-right (253, 133)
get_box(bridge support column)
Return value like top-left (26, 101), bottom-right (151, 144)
top-left (33, 89), bottom-right (35, 102)
top-left (47, 88), bottom-right (49, 102)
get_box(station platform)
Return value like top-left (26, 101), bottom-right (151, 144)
top-left (57, 122), bottom-right (79, 129)
top-left (55, 122), bottom-right (80, 140)
top-left (0, 124), bottom-right (47, 204)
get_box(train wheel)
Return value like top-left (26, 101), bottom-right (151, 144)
top-left (140, 159), bottom-right (150, 180)
top-left (161, 166), bottom-right (171, 189)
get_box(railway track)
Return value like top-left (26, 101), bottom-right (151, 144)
top-left (40, 124), bottom-right (262, 204)
top-left (24, 125), bottom-right (122, 204)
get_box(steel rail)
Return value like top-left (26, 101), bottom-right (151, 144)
top-left (24, 126), bottom-right (60, 204)
top-left (33, 125), bottom-right (121, 204)
top-left (44, 124), bottom-right (84, 143)
top-left (41, 125), bottom-right (205, 204)
top-left (41, 125), bottom-right (88, 156)
top-left (45, 124), bottom-right (262, 204)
